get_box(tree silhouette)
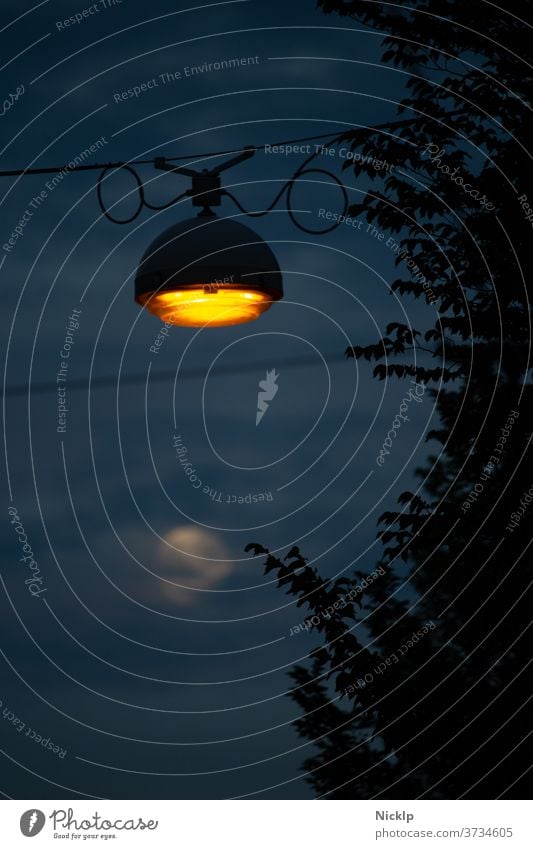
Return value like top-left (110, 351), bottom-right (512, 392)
top-left (248, 1), bottom-right (532, 798)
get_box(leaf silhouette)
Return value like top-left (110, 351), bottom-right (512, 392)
top-left (244, 543), bottom-right (268, 556)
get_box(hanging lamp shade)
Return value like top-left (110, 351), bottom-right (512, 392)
top-left (134, 215), bottom-right (283, 327)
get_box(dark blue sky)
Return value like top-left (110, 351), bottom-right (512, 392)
top-left (1, 0), bottom-right (438, 799)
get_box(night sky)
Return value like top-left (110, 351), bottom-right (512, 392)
top-left (1, 0), bottom-right (438, 799)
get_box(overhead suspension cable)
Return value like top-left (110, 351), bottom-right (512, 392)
top-left (0, 130), bottom-right (348, 178)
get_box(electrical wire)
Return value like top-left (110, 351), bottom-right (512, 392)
top-left (96, 163), bottom-right (190, 224)
top-left (3, 351), bottom-right (350, 398)
top-left (0, 113), bottom-right (425, 179)
top-left (0, 130), bottom-right (348, 178)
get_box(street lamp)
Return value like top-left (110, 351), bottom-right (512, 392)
top-left (1, 131), bottom-right (348, 328)
top-left (134, 148), bottom-right (283, 327)
top-left (135, 214), bottom-right (283, 327)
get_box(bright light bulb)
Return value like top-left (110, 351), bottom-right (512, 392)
top-left (137, 286), bottom-right (274, 327)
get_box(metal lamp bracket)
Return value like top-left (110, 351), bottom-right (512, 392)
top-left (154, 146), bottom-right (256, 215)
